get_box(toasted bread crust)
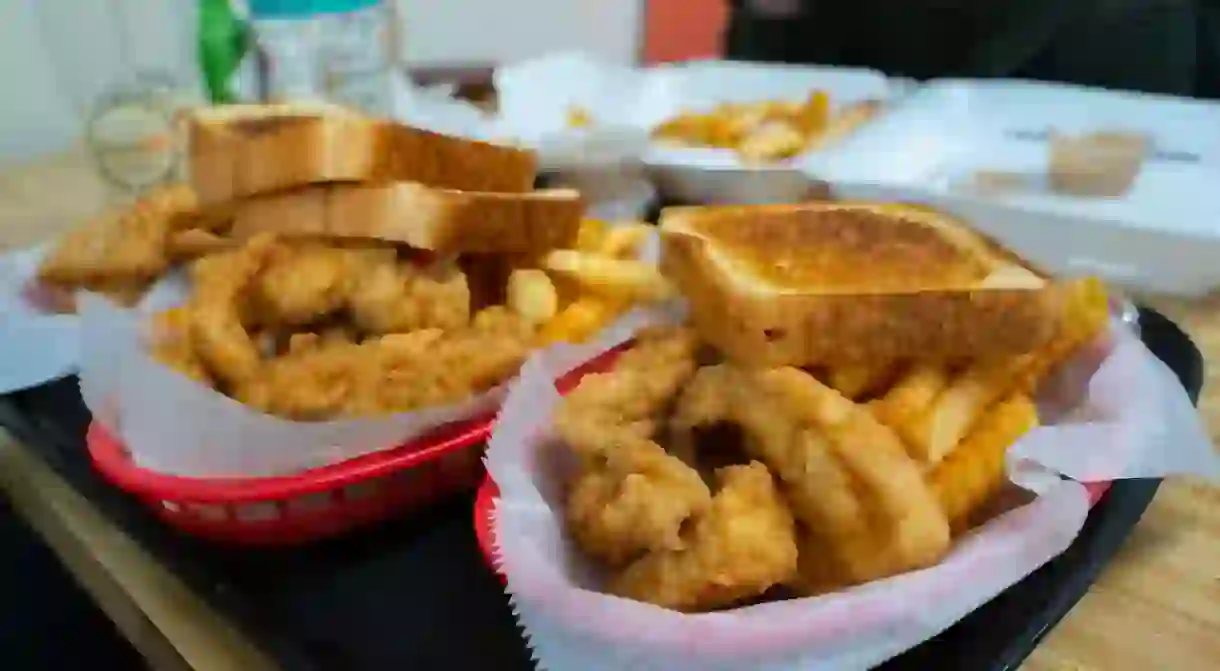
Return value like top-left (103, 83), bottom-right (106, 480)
top-left (189, 112), bottom-right (537, 205)
top-left (660, 203), bottom-right (1063, 365)
top-left (231, 183), bottom-right (584, 254)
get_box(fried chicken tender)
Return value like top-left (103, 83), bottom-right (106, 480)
top-left (610, 462), bottom-right (798, 611)
top-left (251, 243), bottom-right (373, 326)
top-left (373, 306), bottom-right (535, 411)
top-left (148, 306), bottom-right (211, 384)
top-left (556, 327), bottom-right (708, 565)
top-left (554, 327), bottom-right (700, 459)
top-left (347, 255), bottom-right (472, 335)
top-left (187, 236), bottom-right (278, 386)
top-left (672, 365), bottom-right (951, 592)
top-left (566, 436), bottom-right (712, 567)
top-left (236, 307), bottom-right (534, 419)
top-left (167, 228), bottom-right (235, 262)
top-left (37, 184), bottom-right (197, 291)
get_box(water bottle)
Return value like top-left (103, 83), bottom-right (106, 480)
top-left (246, 0), bottom-right (394, 113)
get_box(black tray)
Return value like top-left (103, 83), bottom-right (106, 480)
top-left (0, 308), bottom-right (1202, 671)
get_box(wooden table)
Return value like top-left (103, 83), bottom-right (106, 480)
top-left (1, 148), bottom-right (1218, 671)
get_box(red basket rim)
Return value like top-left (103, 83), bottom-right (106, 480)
top-left (86, 343), bottom-right (635, 505)
top-left (88, 417), bottom-right (492, 503)
top-left (473, 475), bottom-right (1113, 578)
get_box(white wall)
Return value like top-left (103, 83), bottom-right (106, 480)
top-left (394, 0), bottom-right (642, 66)
top-left (0, 0), bottom-right (642, 163)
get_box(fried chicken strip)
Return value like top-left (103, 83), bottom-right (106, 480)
top-left (38, 184), bottom-right (197, 290)
top-left (235, 307), bottom-right (534, 419)
top-left (148, 306), bottom-right (212, 384)
top-left (610, 462), bottom-right (798, 611)
top-left (567, 436), bottom-right (712, 567)
top-left (347, 255), bottom-right (472, 335)
top-left (555, 327), bottom-right (708, 565)
top-left (554, 326), bottom-right (700, 459)
top-left (187, 236), bottom-right (277, 386)
top-left (672, 365), bottom-right (951, 592)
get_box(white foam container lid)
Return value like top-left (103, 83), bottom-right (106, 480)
top-left (815, 79), bottom-right (1220, 296)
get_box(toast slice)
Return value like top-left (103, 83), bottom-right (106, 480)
top-left (189, 104), bottom-right (537, 205)
top-left (659, 201), bottom-right (1066, 366)
top-left (230, 182), bottom-right (584, 254)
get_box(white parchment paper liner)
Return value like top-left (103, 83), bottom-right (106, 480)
top-left (486, 318), bottom-right (1220, 670)
top-left (0, 245), bottom-right (188, 394)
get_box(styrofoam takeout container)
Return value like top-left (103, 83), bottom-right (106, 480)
top-left (640, 60), bottom-right (895, 204)
top-left (491, 54), bottom-right (897, 204)
top-left (818, 79), bottom-right (1220, 296)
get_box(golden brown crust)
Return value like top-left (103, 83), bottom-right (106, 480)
top-left (659, 202), bottom-right (1064, 366)
top-left (230, 183), bottom-right (584, 254)
top-left (189, 111), bottom-right (537, 205)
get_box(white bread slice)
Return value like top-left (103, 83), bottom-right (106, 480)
top-left (659, 201), bottom-right (1065, 366)
top-left (230, 182), bottom-right (584, 254)
top-left (188, 104), bottom-right (537, 205)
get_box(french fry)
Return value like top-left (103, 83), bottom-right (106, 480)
top-left (536, 297), bottom-right (626, 344)
top-left (929, 393), bottom-right (1037, 532)
top-left (825, 363), bottom-right (890, 401)
top-left (597, 223), bottom-right (651, 259)
top-left (167, 228), bottom-right (234, 261)
top-left (650, 91), bottom-right (876, 163)
top-left (506, 268), bottom-right (558, 325)
top-left (567, 106), bottom-right (594, 129)
top-left (575, 218), bottom-right (609, 253)
top-left (542, 250), bottom-right (674, 302)
top-left (870, 366), bottom-right (948, 436)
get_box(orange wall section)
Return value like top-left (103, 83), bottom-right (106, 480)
top-left (642, 0), bottom-right (729, 64)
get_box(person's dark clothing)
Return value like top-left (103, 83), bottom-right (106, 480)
top-left (725, 0), bottom-right (1214, 98)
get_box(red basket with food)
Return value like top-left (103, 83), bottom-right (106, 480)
top-left (468, 201), bottom-right (1220, 670)
top-left (86, 345), bottom-right (630, 546)
top-left (52, 112), bottom-right (672, 546)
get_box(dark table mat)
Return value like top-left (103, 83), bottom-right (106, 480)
top-left (0, 308), bottom-right (1202, 671)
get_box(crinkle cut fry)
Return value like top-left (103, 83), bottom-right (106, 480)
top-left (671, 365), bottom-right (951, 591)
top-left (610, 462), bottom-right (798, 612)
top-left (864, 277), bottom-right (1110, 466)
top-left (928, 393), bottom-right (1038, 533)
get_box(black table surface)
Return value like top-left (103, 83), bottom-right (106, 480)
top-left (0, 308), bottom-right (1203, 671)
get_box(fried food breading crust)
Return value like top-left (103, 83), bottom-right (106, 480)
top-left (610, 462), bottom-right (798, 612)
top-left (672, 365), bottom-right (951, 592)
top-left (144, 218), bottom-right (669, 421)
top-left (554, 275), bottom-right (1108, 610)
top-left (37, 184), bottom-right (201, 304)
top-left (556, 328), bottom-right (708, 565)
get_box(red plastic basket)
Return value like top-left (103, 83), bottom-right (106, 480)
top-left (87, 345), bottom-right (631, 546)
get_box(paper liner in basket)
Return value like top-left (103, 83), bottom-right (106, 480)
top-left (76, 277), bottom-right (676, 480)
top-left (0, 245), bottom-right (187, 394)
top-left (485, 320), bottom-right (1219, 671)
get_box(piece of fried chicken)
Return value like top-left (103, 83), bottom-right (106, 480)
top-left (610, 462), bottom-right (798, 612)
top-left (554, 326), bottom-right (700, 459)
top-left (37, 183), bottom-right (197, 290)
top-left (555, 327), bottom-right (709, 566)
top-left (235, 307), bottom-right (535, 419)
top-left (672, 365), bottom-right (951, 593)
top-left (566, 435), bottom-right (712, 567)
